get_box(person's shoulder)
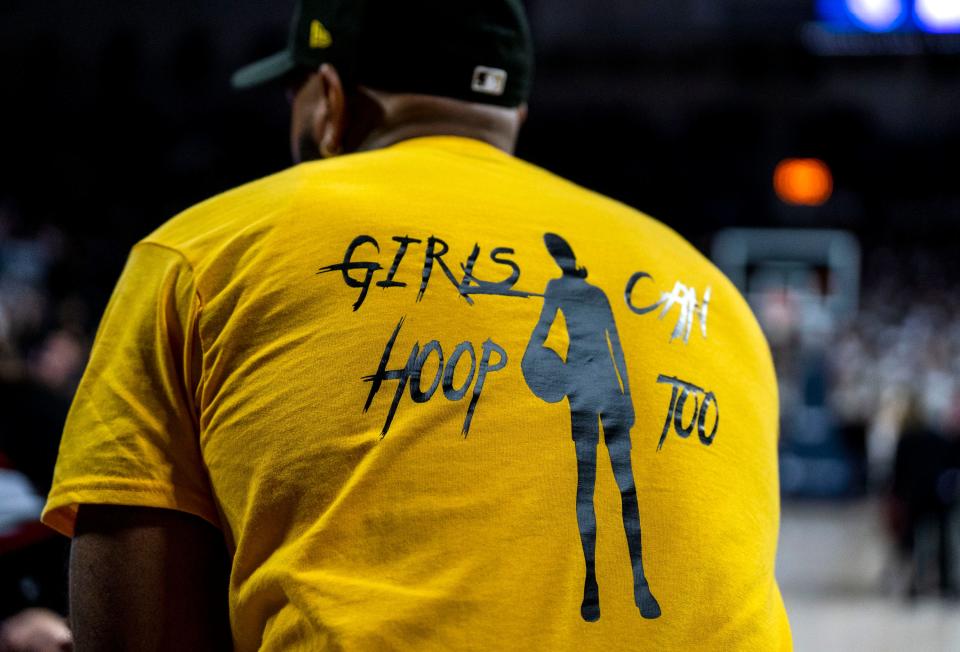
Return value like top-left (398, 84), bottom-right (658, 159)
top-left (528, 168), bottom-right (711, 273)
top-left (140, 166), bottom-right (299, 256)
top-left (552, 177), bottom-right (731, 292)
top-left (139, 154), bottom-right (382, 268)
top-left (515, 161), bottom-right (691, 249)
top-left (544, 172), bottom-right (772, 365)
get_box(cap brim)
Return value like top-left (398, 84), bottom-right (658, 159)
top-left (231, 50), bottom-right (298, 89)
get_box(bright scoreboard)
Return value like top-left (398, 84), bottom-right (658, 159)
top-left (818, 0), bottom-right (960, 33)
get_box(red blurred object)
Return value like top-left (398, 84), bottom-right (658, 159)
top-left (774, 158), bottom-right (834, 207)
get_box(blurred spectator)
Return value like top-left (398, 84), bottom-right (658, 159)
top-left (889, 394), bottom-right (959, 598)
top-left (0, 608), bottom-right (72, 652)
top-left (0, 208), bottom-right (80, 628)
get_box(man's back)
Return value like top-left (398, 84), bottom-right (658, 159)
top-left (45, 136), bottom-right (790, 650)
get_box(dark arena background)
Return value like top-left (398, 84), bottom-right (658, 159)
top-left (1, 1), bottom-right (959, 648)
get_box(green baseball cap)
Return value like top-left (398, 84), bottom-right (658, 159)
top-left (232, 0), bottom-right (534, 108)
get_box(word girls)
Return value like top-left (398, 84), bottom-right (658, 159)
top-left (318, 234), bottom-right (539, 312)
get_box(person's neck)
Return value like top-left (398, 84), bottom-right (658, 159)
top-left (353, 89), bottom-right (521, 154)
top-left (359, 121), bottom-right (516, 153)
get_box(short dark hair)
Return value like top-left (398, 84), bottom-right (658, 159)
top-left (544, 233), bottom-right (588, 279)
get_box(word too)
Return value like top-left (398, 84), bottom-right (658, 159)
top-left (318, 235), bottom-right (539, 312)
top-left (363, 317), bottom-right (508, 438)
top-left (655, 375), bottom-right (719, 451)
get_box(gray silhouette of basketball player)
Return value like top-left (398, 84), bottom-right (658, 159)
top-left (522, 233), bottom-right (661, 622)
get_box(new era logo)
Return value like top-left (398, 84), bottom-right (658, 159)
top-left (471, 66), bottom-right (507, 97)
top-left (310, 20), bottom-right (332, 49)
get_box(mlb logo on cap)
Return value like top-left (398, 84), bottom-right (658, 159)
top-left (472, 66), bottom-right (508, 97)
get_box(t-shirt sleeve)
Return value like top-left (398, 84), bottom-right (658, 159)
top-left (42, 242), bottom-right (219, 537)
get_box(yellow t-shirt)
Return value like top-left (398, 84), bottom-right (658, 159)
top-left (43, 136), bottom-right (791, 651)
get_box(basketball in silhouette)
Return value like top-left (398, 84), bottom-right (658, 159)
top-left (521, 342), bottom-right (567, 404)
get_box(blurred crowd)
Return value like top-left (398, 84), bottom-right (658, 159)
top-left (768, 244), bottom-right (960, 598)
top-left (834, 249), bottom-right (960, 484)
top-left (0, 206), bottom-right (88, 639)
top-left (838, 248), bottom-right (960, 598)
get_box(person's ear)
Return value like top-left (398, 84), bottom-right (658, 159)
top-left (518, 103), bottom-right (529, 126)
top-left (312, 63), bottom-right (347, 158)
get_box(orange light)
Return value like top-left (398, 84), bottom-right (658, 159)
top-left (774, 158), bottom-right (833, 207)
